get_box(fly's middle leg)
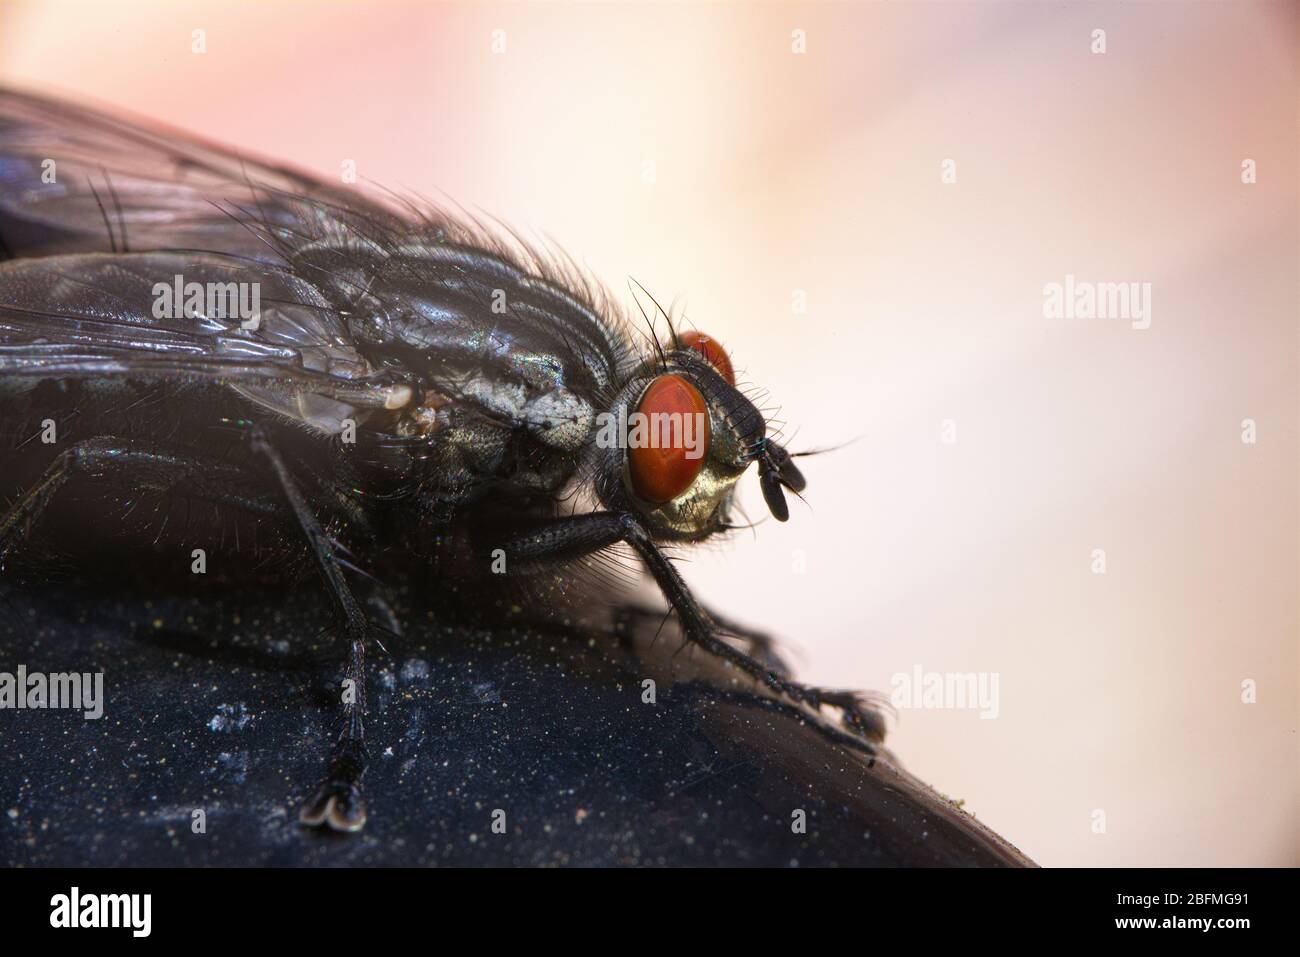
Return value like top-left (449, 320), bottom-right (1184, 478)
top-left (248, 427), bottom-right (371, 833)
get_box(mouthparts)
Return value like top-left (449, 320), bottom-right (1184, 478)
top-left (757, 440), bottom-right (806, 522)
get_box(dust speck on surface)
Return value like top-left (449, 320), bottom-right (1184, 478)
top-left (207, 702), bottom-right (254, 733)
top-left (400, 659), bottom-right (431, 685)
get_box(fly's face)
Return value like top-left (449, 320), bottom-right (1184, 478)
top-left (597, 331), bottom-right (806, 540)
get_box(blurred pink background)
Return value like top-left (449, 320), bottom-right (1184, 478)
top-left (1, 0), bottom-right (1294, 866)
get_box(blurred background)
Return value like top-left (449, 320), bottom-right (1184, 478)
top-left (0, 0), bottom-right (1294, 866)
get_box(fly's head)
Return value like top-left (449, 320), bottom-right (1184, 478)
top-left (595, 330), bottom-right (806, 540)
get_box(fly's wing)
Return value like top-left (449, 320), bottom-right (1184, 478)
top-left (0, 88), bottom-right (411, 432)
top-left (0, 86), bottom-right (398, 261)
top-left (0, 251), bottom-right (406, 433)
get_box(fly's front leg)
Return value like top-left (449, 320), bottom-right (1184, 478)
top-left (249, 428), bottom-right (371, 833)
top-left (503, 512), bottom-right (884, 746)
top-left (612, 602), bottom-right (792, 677)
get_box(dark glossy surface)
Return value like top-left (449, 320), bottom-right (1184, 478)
top-left (0, 579), bottom-right (1033, 867)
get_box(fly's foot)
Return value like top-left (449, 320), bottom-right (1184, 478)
top-left (816, 688), bottom-right (889, 745)
top-left (771, 679), bottom-right (888, 752)
top-left (299, 736), bottom-right (368, 832)
top-left (685, 623), bottom-right (887, 751)
top-left (299, 769), bottom-right (367, 832)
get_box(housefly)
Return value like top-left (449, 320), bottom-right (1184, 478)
top-left (0, 88), bottom-right (884, 832)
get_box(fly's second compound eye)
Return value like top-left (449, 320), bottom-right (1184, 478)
top-left (678, 330), bottom-right (735, 385)
top-left (629, 374), bottom-right (711, 503)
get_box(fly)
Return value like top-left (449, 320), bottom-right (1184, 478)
top-left (0, 88), bottom-right (884, 832)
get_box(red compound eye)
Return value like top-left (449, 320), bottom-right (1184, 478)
top-left (678, 330), bottom-right (735, 385)
top-left (628, 374), bottom-right (711, 503)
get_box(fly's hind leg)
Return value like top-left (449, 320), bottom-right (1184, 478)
top-left (0, 435), bottom-right (280, 569)
top-left (2, 432), bottom-right (375, 832)
top-left (503, 512), bottom-right (886, 748)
